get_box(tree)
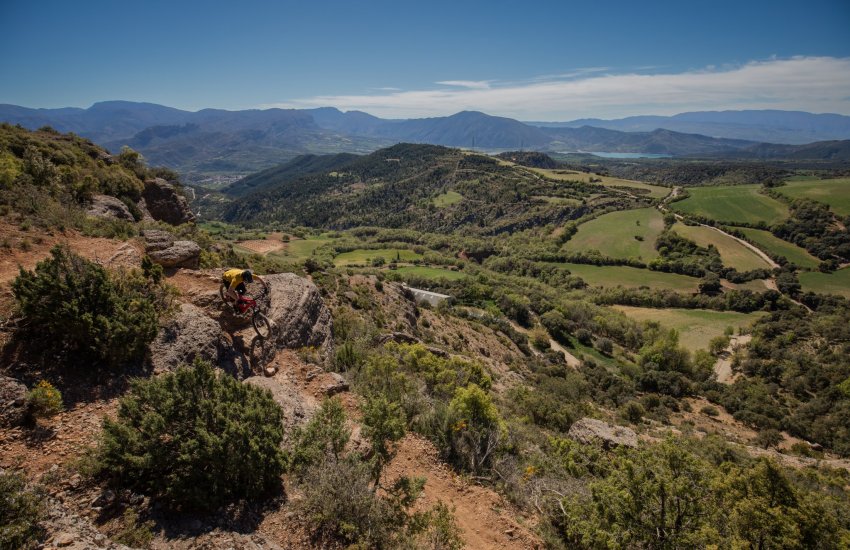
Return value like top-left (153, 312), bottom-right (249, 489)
top-left (362, 395), bottom-right (407, 487)
top-left (290, 397), bottom-right (350, 475)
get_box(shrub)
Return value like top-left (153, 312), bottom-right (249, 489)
top-left (97, 360), bottom-right (285, 511)
top-left (753, 428), bottom-right (783, 449)
top-left (0, 470), bottom-right (46, 549)
top-left (596, 337), bottom-right (614, 355)
top-left (12, 246), bottom-right (167, 366)
top-left (619, 400), bottom-right (645, 424)
top-left (445, 384), bottom-right (504, 474)
top-left (529, 327), bottom-right (551, 351)
top-left (26, 380), bottom-right (63, 419)
top-left (290, 397), bottom-right (350, 476)
top-left (362, 395), bottom-right (407, 485)
top-left (701, 405), bottom-right (720, 417)
top-left (111, 507), bottom-right (154, 548)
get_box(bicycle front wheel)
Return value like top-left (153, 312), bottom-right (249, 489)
top-left (252, 312), bottom-right (272, 339)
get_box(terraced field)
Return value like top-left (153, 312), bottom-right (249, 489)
top-left (564, 208), bottom-right (664, 260)
top-left (611, 306), bottom-right (767, 351)
top-left (672, 223), bottom-right (772, 271)
top-left (528, 168), bottom-right (670, 199)
top-left (799, 268), bottom-right (850, 298)
top-left (775, 176), bottom-right (850, 216)
top-left (738, 228), bottom-right (820, 268)
top-left (392, 266), bottom-right (467, 280)
top-left (558, 263), bottom-right (700, 292)
top-left (334, 248), bottom-right (423, 266)
top-left (671, 185), bottom-right (788, 225)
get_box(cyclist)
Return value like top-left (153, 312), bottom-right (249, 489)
top-left (222, 268), bottom-right (268, 309)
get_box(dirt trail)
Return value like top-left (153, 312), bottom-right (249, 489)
top-left (713, 334), bottom-right (751, 384)
top-left (702, 224), bottom-right (780, 269)
top-left (508, 320), bottom-right (581, 368)
top-left (384, 435), bottom-right (541, 550)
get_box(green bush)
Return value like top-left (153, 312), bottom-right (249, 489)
top-left (12, 246), bottom-right (167, 366)
top-left (97, 360), bottom-right (285, 511)
top-left (290, 397), bottom-right (350, 476)
top-left (26, 380), bottom-right (63, 419)
top-left (445, 384), bottom-right (504, 474)
top-left (0, 470), bottom-right (46, 549)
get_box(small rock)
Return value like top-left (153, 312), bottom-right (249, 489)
top-left (264, 367), bottom-right (277, 377)
top-left (54, 532), bottom-right (75, 546)
top-left (322, 372), bottom-right (349, 396)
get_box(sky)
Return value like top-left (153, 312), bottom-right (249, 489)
top-left (1, 0), bottom-right (849, 120)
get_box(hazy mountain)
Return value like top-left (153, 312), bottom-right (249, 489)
top-left (529, 110), bottom-right (850, 144)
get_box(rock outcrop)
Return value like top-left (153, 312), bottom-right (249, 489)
top-left (85, 195), bottom-right (134, 221)
top-left (142, 178), bottom-right (195, 225)
top-left (568, 417), bottom-right (638, 449)
top-left (0, 375), bottom-right (28, 427)
top-left (142, 230), bottom-right (201, 269)
top-left (244, 376), bottom-right (316, 434)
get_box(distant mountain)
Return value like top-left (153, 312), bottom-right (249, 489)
top-left (528, 110), bottom-right (850, 145)
top-left (708, 139), bottom-right (850, 161)
top-left (2, 102), bottom-right (847, 176)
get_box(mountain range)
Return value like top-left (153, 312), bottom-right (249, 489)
top-left (2, 102), bottom-right (849, 178)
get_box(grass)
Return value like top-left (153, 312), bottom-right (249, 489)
top-left (557, 263), bottom-right (700, 292)
top-left (672, 223), bottom-right (772, 271)
top-left (334, 248), bottom-right (423, 266)
top-left (392, 266), bottom-right (467, 281)
top-left (433, 190), bottom-right (463, 207)
top-left (564, 208), bottom-right (664, 261)
top-left (799, 268), bottom-right (850, 298)
top-left (528, 168), bottom-right (670, 199)
top-left (267, 237), bottom-right (334, 261)
top-left (738, 228), bottom-right (820, 268)
top-left (671, 185), bottom-right (789, 225)
top-left (775, 177), bottom-right (850, 217)
top-left (535, 196), bottom-right (583, 206)
top-left (611, 306), bottom-right (766, 352)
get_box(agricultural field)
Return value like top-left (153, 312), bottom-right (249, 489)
top-left (564, 208), bottom-right (664, 260)
top-left (528, 167), bottom-right (670, 199)
top-left (334, 248), bottom-right (423, 266)
top-left (672, 223), bottom-right (772, 271)
top-left (737, 228), bottom-right (820, 268)
top-left (671, 185), bottom-right (788, 225)
top-left (558, 263), bottom-right (700, 292)
top-left (432, 190), bottom-right (463, 207)
top-left (610, 306), bottom-right (766, 352)
top-left (799, 268), bottom-right (850, 298)
top-left (775, 176), bottom-right (850, 216)
top-left (392, 265), bottom-right (467, 281)
top-left (267, 237), bottom-right (335, 261)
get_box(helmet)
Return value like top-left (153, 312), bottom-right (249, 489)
top-left (242, 269), bottom-right (253, 283)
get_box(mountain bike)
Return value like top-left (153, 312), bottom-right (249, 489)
top-left (219, 283), bottom-right (272, 339)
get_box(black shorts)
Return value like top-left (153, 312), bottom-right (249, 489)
top-left (223, 280), bottom-right (247, 295)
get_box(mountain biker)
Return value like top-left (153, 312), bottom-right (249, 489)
top-left (222, 268), bottom-right (268, 309)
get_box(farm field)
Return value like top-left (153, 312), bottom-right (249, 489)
top-left (671, 185), bottom-right (788, 225)
top-left (432, 190), bottom-right (463, 207)
top-left (266, 237), bottom-right (334, 261)
top-left (392, 266), bottom-right (467, 281)
top-left (737, 228), bottom-right (820, 268)
top-left (775, 176), bottom-right (850, 216)
top-left (799, 268), bottom-right (850, 298)
top-left (564, 208), bottom-right (664, 260)
top-left (558, 263), bottom-right (700, 292)
top-left (610, 306), bottom-right (766, 352)
top-left (672, 223), bottom-right (772, 271)
top-left (528, 167), bottom-right (670, 199)
top-left (334, 248), bottom-right (423, 266)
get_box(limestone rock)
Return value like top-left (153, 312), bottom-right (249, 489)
top-left (142, 177), bottom-right (195, 225)
top-left (86, 194), bottom-right (134, 221)
top-left (568, 417), bottom-right (638, 449)
top-left (322, 372), bottom-right (349, 396)
top-left (147, 240), bottom-right (201, 269)
top-left (141, 229), bottom-right (174, 252)
top-left (244, 376), bottom-right (316, 434)
top-left (0, 375), bottom-right (28, 427)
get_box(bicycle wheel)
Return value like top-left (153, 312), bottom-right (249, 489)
top-left (219, 282), bottom-right (228, 303)
top-left (252, 311), bottom-right (272, 339)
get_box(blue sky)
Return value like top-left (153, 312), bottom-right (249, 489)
top-left (1, 0), bottom-right (849, 119)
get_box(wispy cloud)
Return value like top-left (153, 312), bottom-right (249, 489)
top-left (265, 57), bottom-right (850, 120)
top-left (435, 80), bottom-right (492, 89)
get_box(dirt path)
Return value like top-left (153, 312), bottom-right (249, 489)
top-left (713, 334), bottom-right (751, 384)
top-left (702, 224), bottom-right (780, 269)
top-left (384, 435), bottom-right (541, 550)
top-left (508, 320), bottom-right (581, 367)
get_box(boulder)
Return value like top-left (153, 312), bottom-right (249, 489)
top-left (147, 240), bottom-right (201, 269)
top-left (0, 375), bottom-right (28, 427)
top-left (322, 372), bottom-right (349, 396)
top-left (248, 273), bottom-right (333, 367)
top-left (142, 177), bottom-right (195, 225)
top-left (244, 376), bottom-right (316, 434)
top-left (86, 194), bottom-right (134, 221)
top-left (148, 303), bottom-right (249, 378)
top-left (135, 197), bottom-right (155, 222)
top-left (567, 417), bottom-right (638, 449)
top-left (141, 229), bottom-right (174, 251)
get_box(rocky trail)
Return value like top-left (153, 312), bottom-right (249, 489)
top-left (713, 334), bottom-right (751, 384)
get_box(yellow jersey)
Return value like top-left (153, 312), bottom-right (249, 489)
top-left (223, 268), bottom-right (247, 289)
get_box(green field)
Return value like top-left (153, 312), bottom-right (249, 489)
top-left (267, 237), bottom-right (333, 261)
top-left (775, 177), bottom-right (850, 216)
top-left (433, 190), bottom-right (463, 207)
top-left (799, 268), bottom-right (850, 298)
top-left (738, 228), bottom-right (820, 268)
top-left (564, 208), bottom-right (664, 260)
top-left (611, 306), bottom-right (766, 351)
top-left (671, 185), bottom-right (788, 225)
top-left (392, 266), bottom-right (467, 281)
top-left (334, 248), bottom-right (423, 266)
top-left (558, 263), bottom-right (700, 292)
top-left (529, 168), bottom-right (670, 199)
top-left (672, 223), bottom-right (772, 271)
